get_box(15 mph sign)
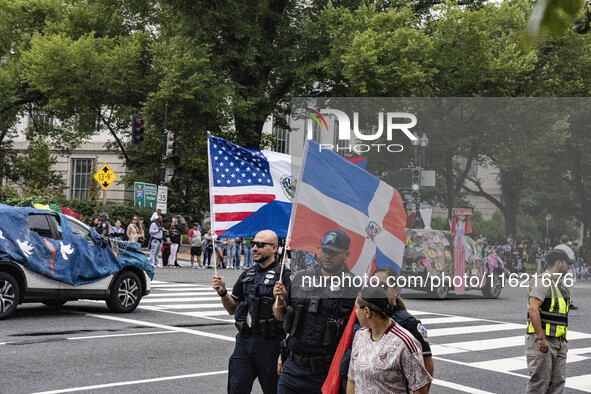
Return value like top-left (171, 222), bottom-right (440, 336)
top-left (93, 163), bottom-right (117, 190)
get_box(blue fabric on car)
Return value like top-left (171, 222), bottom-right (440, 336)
top-left (0, 204), bottom-right (154, 286)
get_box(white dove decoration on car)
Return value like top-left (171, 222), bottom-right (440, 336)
top-left (60, 241), bottom-right (74, 260)
top-left (17, 239), bottom-right (34, 257)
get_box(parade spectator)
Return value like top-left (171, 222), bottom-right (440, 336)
top-left (242, 237), bottom-right (254, 269)
top-left (215, 237), bottom-right (226, 269)
top-left (347, 286), bottom-right (432, 394)
top-left (188, 223), bottom-right (203, 269)
top-left (89, 217), bottom-right (99, 229)
top-left (168, 223), bottom-right (182, 268)
top-left (138, 217), bottom-right (148, 247)
top-left (109, 220), bottom-right (125, 239)
top-left (96, 212), bottom-right (110, 237)
top-left (161, 229), bottom-right (172, 267)
top-left (535, 246), bottom-right (544, 274)
top-left (149, 215), bottom-right (164, 267)
top-left (226, 238), bottom-right (237, 269)
top-left (126, 216), bottom-right (144, 243)
top-left (203, 229), bottom-right (214, 269)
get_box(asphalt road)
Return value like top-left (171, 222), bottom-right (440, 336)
top-left (2, 264), bottom-right (590, 394)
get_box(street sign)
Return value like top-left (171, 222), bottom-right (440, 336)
top-left (420, 170), bottom-right (436, 187)
top-left (134, 182), bottom-right (157, 208)
top-left (157, 185), bottom-right (168, 214)
top-left (93, 163), bottom-right (117, 191)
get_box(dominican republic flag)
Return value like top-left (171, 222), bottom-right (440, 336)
top-left (289, 140), bottom-right (407, 276)
top-left (207, 134), bottom-right (292, 237)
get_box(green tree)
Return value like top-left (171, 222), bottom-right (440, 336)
top-left (6, 137), bottom-right (65, 190)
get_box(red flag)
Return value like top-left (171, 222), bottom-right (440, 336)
top-left (322, 306), bottom-right (357, 394)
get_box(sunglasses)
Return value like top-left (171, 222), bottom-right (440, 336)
top-left (252, 241), bottom-right (275, 248)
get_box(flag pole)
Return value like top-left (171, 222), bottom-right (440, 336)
top-left (206, 131), bottom-right (218, 277)
top-left (274, 241), bottom-right (289, 309)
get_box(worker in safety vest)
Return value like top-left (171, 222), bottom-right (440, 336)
top-left (525, 248), bottom-right (575, 394)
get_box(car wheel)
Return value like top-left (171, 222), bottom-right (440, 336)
top-left (42, 299), bottom-right (67, 308)
top-left (482, 273), bottom-right (503, 299)
top-left (106, 271), bottom-right (143, 313)
top-left (0, 272), bottom-right (20, 320)
top-left (431, 284), bottom-right (450, 300)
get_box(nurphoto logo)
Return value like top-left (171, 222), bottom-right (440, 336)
top-left (306, 108), bottom-right (418, 153)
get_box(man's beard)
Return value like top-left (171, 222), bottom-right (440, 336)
top-left (320, 261), bottom-right (345, 274)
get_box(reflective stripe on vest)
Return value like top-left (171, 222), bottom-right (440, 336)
top-left (527, 274), bottom-right (569, 338)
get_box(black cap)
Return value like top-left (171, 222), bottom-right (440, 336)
top-left (318, 229), bottom-right (350, 253)
top-left (193, 222), bottom-right (198, 226)
top-left (545, 249), bottom-right (575, 266)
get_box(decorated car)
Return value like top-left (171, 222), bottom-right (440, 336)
top-left (401, 228), bottom-right (505, 299)
top-left (0, 204), bottom-right (154, 319)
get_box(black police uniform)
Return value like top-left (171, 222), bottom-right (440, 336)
top-left (391, 304), bottom-right (432, 357)
top-left (228, 259), bottom-right (291, 394)
top-left (278, 265), bottom-right (360, 394)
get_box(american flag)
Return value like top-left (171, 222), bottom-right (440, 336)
top-left (208, 134), bottom-right (291, 237)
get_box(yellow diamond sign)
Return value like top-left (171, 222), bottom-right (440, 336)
top-left (94, 163), bottom-right (117, 191)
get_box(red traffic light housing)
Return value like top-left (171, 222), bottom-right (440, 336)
top-left (131, 115), bottom-right (145, 146)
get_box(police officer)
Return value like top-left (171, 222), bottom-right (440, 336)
top-left (212, 229), bottom-right (291, 394)
top-left (273, 229), bottom-right (360, 393)
top-left (525, 249), bottom-right (574, 394)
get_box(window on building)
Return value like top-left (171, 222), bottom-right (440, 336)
top-left (70, 158), bottom-right (93, 200)
top-left (78, 111), bottom-right (101, 134)
top-left (273, 126), bottom-right (290, 154)
top-left (30, 105), bottom-right (53, 127)
top-left (306, 119), bottom-right (321, 144)
top-left (331, 118), bottom-right (351, 156)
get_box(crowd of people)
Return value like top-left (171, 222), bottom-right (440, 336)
top-left (89, 209), bottom-right (259, 270)
top-left (475, 233), bottom-right (589, 280)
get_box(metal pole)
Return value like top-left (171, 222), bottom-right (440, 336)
top-left (160, 102), bottom-right (168, 185)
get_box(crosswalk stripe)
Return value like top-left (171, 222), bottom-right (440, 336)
top-left (154, 304), bottom-right (225, 309)
top-left (156, 288), bottom-right (216, 292)
top-left (428, 323), bottom-right (524, 337)
top-left (565, 374), bottom-right (591, 392)
top-left (141, 297), bottom-right (222, 303)
top-left (470, 352), bottom-right (590, 372)
top-left (146, 292), bottom-right (218, 297)
top-left (150, 283), bottom-right (204, 288)
top-left (418, 316), bottom-right (482, 325)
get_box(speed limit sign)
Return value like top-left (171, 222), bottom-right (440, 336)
top-left (157, 185), bottom-right (168, 214)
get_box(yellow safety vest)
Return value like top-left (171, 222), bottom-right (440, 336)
top-left (527, 274), bottom-right (569, 338)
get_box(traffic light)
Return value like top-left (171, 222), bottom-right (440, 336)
top-left (165, 131), bottom-right (177, 157)
top-left (411, 168), bottom-right (421, 199)
top-left (131, 115), bottom-right (145, 146)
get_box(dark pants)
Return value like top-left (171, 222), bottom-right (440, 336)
top-left (204, 247), bottom-right (213, 266)
top-left (228, 333), bottom-right (281, 394)
top-left (277, 356), bottom-right (327, 394)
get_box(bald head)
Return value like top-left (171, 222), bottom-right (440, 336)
top-left (256, 230), bottom-right (278, 245)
